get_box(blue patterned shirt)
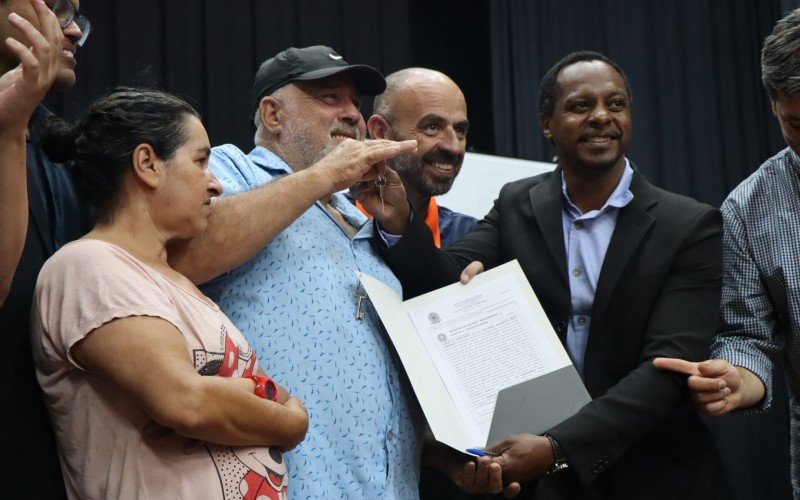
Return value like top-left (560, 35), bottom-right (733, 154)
top-left (712, 147), bottom-right (800, 497)
top-left (202, 144), bottom-right (425, 500)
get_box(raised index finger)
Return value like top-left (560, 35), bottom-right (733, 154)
top-left (652, 357), bottom-right (701, 376)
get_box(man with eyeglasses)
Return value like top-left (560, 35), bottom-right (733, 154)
top-left (0, 0), bottom-right (89, 497)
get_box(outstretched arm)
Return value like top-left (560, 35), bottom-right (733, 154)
top-left (653, 357), bottom-right (766, 415)
top-left (0, 0), bottom-right (63, 305)
top-left (169, 138), bottom-right (416, 284)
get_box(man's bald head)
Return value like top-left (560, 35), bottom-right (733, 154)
top-left (369, 68), bottom-right (468, 206)
top-left (373, 68), bottom-right (463, 123)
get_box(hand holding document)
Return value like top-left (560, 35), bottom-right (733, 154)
top-left (358, 260), bottom-right (590, 454)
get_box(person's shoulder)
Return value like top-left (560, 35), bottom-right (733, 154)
top-left (436, 204), bottom-right (476, 222)
top-left (38, 240), bottom-right (136, 288)
top-left (630, 170), bottom-right (713, 215)
top-left (43, 239), bottom-right (131, 270)
top-left (724, 148), bottom-right (796, 209)
top-left (210, 143), bottom-right (250, 165)
top-left (650, 184), bottom-right (715, 214)
top-left (497, 170), bottom-right (555, 198)
top-left (630, 175), bottom-right (720, 239)
top-left (209, 144), bottom-right (267, 193)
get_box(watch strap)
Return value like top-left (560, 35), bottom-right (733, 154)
top-left (248, 375), bottom-right (278, 402)
top-left (544, 434), bottom-right (569, 475)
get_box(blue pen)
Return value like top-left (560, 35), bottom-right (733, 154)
top-left (466, 448), bottom-right (499, 457)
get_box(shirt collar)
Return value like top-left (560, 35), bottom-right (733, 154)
top-left (788, 147), bottom-right (800, 174)
top-left (249, 145), bottom-right (295, 176)
top-left (247, 145), bottom-right (371, 235)
top-left (561, 159), bottom-right (635, 217)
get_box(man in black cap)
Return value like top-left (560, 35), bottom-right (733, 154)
top-left (199, 46), bottom-right (502, 499)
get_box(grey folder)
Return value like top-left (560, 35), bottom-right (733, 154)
top-left (487, 365), bottom-right (592, 445)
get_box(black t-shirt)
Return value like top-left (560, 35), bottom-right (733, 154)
top-left (0, 106), bottom-right (91, 498)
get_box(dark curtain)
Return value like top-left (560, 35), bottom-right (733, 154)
top-left (490, 2), bottom-right (798, 499)
top-left (490, 0), bottom-right (798, 207)
top-left (47, 0), bottom-right (412, 151)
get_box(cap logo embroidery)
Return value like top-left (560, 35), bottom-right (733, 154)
top-left (329, 53), bottom-right (343, 60)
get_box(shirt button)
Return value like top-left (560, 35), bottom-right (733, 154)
top-left (572, 269), bottom-right (582, 277)
top-left (386, 428), bottom-right (394, 441)
top-left (574, 221), bottom-right (583, 229)
top-left (577, 317), bottom-right (586, 326)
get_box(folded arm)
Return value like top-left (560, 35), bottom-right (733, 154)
top-left (169, 139), bottom-right (417, 284)
top-left (71, 315), bottom-right (308, 449)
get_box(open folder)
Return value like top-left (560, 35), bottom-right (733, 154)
top-left (358, 260), bottom-right (591, 453)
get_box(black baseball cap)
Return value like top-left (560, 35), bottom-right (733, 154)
top-left (251, 45), bottom-right (386, 114)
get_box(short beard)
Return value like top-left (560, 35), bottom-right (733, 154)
top-left (386, 129), bottom-right (458, 197)
top-left (282, 119), bottom-right (362, 170)
top-left (389, 154), bottom-right (452, 197)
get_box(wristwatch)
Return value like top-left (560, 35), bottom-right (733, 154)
top-left (248, 374), bottom-right (278, 402)
top-left (544, 434), bottom-right (569, 475)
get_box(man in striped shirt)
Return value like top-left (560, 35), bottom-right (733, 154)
top-left (655, 8), bottom-right (800, 498)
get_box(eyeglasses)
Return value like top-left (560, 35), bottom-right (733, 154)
top-left (50, 0), bottom-right (91, 47)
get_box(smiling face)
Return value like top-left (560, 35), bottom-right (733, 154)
top-left (0, 0), bottom-right (87, 89)
top-left (541, 60), bottom-right (631, 175)
top-left (276, 73), bottom-right (366, 170)
top-left (154, 115), bottom-right (222, 239)
top-left (382, 74), bottom-right (468, 198)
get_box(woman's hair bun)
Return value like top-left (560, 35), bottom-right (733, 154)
top-left (34, 115), bottom-right (81, 163)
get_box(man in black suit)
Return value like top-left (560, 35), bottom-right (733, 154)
top-left (352, 51), bottom-right (729, 498)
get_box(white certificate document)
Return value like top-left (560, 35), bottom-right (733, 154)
top-left (359, 260), bottom-right (586, 453)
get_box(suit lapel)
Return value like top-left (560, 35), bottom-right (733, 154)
top-left (528, 168), bottom-right (570, 290)
top-left (590, 172), bottom-right (657, 323)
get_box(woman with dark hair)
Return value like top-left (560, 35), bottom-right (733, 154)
top-left (31, 87), bottom-right (307, 499)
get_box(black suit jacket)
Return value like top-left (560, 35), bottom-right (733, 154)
top-left (382, 167), bottom-right (728, 499)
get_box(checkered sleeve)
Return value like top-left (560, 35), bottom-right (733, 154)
top-left (711, 197), bottom-right (783, 412)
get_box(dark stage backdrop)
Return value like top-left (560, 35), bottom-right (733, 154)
top-left (46, 0), bottom-right (413, 150)
top-left (46, 1), bottom-right (797, 498)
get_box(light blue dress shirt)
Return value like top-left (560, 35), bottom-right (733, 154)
top-left (202, 144), bottom-right (424, 500)
top-left (560, 162), bottom-right (634, 375)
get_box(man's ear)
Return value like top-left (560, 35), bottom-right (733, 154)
top-left (540, 114), bottom-right (555, 145)
top-left (259, 96), bottom-right (283, 133)
top-left (132, 143), bottom-right (161, 189)
top-left (771, 99), bottom-right (779, 117)
top-left (367, 115), bottom-right (390, 140)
